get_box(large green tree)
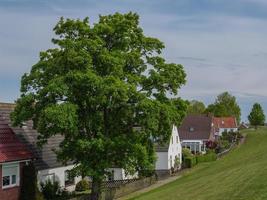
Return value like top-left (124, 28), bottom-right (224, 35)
top-left (205, 92), bottom-right (241, 123)
top-left (248, 103), bottom-right (265, 129)
top-left (187, 100), bottom-right (206, 115)
top-left (11, 13), bottom-right (187, 200)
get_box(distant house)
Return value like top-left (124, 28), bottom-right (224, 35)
top-left (213, 117), bottom-right (238, 137)
top-left (178, 114), bottom-right (215, 154)
top-left (155, 125), bottom-right (182, 176)
top-left (0, 103), bottom-right (81, 193)
top-left (0, 115), bottom-right (33, 200)
top-left (239, 122), bottom-right (249, 130)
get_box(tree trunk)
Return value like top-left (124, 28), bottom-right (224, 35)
top-left (91, 177), bottom-right (102, 200)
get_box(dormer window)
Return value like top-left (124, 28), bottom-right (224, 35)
top-left (189, 127), bottom-right (194, 132)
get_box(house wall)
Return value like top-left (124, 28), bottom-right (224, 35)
top-left (156, 126), bottom-right (182, 171)
top-left (155, 152), bottom-right (168, 170)
top-left (168, 126), bottom-right (182, 169)
top-left (218, 128), bottom-right (238, 136)
top-left (107, 168), bottom-right (138, 180)
top-left (181, 139), bottom-right (205, 153)
top-left (37, 165), bottom-right (81, 192)
top-left (0, 162), bottom-right (24, 200)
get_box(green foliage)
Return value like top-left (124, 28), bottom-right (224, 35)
top-left (40, 180), bottom-right (61, 200)
top-left (205, 92), bottom-right (241, 123)
top-left (36, 191), bottom-right (45, 200)
top-left (182, 148), bottom-right (193, 159)
top-left (187, 100), bottom-right (206, 115)
top-left (182, 148), bottom-right (196, 168)
top-left (248, 103), bottom-right (265, 129)
top-left (133, 128), bottom-right (267, 200)
top-left (174, 156), bottom-right (180, 168)
top-left (75, 179), bottom-right (90, 192)
top-left (20, 162), bottom-right (38, 200)
top-left (11, 12), bottom-right (187, 199)
top-left (196, 151), bottom-right (216, 163)
top-left (184, 157), bottom-right (197, 168)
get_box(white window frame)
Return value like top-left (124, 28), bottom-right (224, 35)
top-left (2, 163), bottom-right (20, 189)
top-left (41, 173), bottom-right (55, 184)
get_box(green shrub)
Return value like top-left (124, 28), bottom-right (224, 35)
top-left (40, 180), bottom-right (61, 200)
top-left (196, 151), bottom-right (217, 163)
top-left (182, 148), bottom-right (193, 159)
top-left (75, 179), bottom-right (90, 192)
top-left (36, 190), bottom-right (45, 200)
top-left (184, 156), bottom-right (197, 168)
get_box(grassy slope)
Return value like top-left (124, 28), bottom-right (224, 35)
top-left (130, 128), bottom-right (267, 200)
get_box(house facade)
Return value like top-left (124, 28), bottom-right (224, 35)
top-left (155, 125), bottom-right (182, 176)
top-left (107, 168), bottom-right (138, 181)
top-left (0, 115), bottom-right (33, 200)
top-left (178, 114), bottom-right (215, 154)
top-left (213, 117), bottom-right (238, 137)
top-left (0, 103), bottom-right (81, 194)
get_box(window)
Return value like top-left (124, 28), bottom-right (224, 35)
top-left (42, 173), bottom-right (55, 184)
top-left (176, 136), bottom-right (179, 143)
top-left (64, 170), bottom-right (75, 186)
top-left (171, 136), bottom-right (173, 144)
top-left (189, 127), bottom-right (194, 132)
top-left (2, 163), bottom-right (19, 189)
top-left (108, 170), bottom-right (115, 181)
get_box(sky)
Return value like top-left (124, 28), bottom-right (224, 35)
top-left (1, 0), bottom-right (267, 122)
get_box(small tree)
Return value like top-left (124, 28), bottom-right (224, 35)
top-left (205, 92), bottom-right (241, 124)
top-left (248, 103), bottom-right (265, 129)
top-left (187, 100), bottom-right (205, 115)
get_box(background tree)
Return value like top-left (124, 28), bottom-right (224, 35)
top-left (187, 100), bottom-right (206, 115)
top-left (205, 92), bottom-right (241, 123)
top-left (248, 103), bottom-right (265, 129)
top-left (11, 12), bottom-right (187, 200)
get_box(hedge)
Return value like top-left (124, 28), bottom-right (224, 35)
top-left (184, 156), bottom-right (197, 168)
top-left (196, 152), bottom-right (217, 163)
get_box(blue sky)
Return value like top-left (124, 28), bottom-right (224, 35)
top-left (1, 0), bottom-right (267, 122)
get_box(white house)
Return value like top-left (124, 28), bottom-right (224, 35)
top-left (178, 114), bottom-right (215, 154)
top-left (213, 117), bottom-right (238, 137)
top-left (0, 103), bottom-right (81, 192)
top-left (155, 125), bottom-right (182, 176)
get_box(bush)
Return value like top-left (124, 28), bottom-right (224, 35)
top-left (75, 179), bottom-right (90, 192)
top-left (184, 156), bottom-right (197, 168)
top-left (40, 180), bottom-right (61, 200)
top-left (196, 151), bottom-right (217, 163)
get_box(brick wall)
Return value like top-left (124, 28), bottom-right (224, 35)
top-left (0, 162), bottom-right (24, 200)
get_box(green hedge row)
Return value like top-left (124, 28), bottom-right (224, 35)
top-left (196, 152), bottom-right (217, 163)
top-left (184, 156), bottom-right (197, 168)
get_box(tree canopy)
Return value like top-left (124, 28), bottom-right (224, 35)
top-left (248, 103), bottom-right (265, 129)
top-left (205, 92), bottom-right (241, 123)
top-left (187, 100), bottom-right (206, 115)
top-left (11, 12), bottom-right (187, 199)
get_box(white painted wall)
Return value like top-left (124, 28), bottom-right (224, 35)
top-left (156, 125), bottom-right (182, 170)
top-left (107, 168), bottom-right (138, 180)
top-left (218, 128), bottom-right (238, 136)
top-left (37, 165), bottom-right (82, 192)
top-left (155, 152), bottom-right (168, 170)
top-left (168, 126), bottom-right (182, 169)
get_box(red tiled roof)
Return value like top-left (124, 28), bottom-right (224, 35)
top-left (213, 117), bottom-right (237, 130)
top-left (0, 116), bottom-right (33, 163)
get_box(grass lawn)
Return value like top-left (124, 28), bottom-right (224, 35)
top-left (129, 127), bottom-right (267, 200)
